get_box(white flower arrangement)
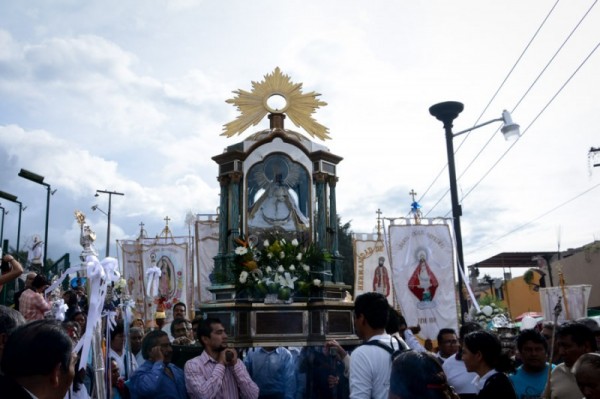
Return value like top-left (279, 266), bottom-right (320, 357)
top-left (232, 235), bottom-right (331, 300)
top-left (473, 302), bottom-right (507, 329)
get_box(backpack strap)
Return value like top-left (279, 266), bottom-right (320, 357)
top-left (362, 339), bottom-right (394, 355)
top-left (391, 335), bottom-right (410, 351)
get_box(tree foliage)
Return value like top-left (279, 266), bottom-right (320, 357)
top-left (337, 217), bottom-right (355, 288)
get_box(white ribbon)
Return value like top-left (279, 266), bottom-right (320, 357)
top-left (44, 265), bottom-right (87, 296)
top-left (74, 255), bottom-right (119, 371)
top-left (145, 266), bottom-right (162, 297)
top-left (105, 310), bottom-right (118, 330)
top-left (52, 298), bottom-right (69, 321)
top-left (102, 257), bottom-right (121, 283)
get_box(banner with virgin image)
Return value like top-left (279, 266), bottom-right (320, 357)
top-left (119, 238), bottom-right (191, 326)
top-left (140, 239), bottom-right (190, 323)
top-left (388, 222), bottom-right (458, 340)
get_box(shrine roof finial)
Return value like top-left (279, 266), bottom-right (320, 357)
top-left (222, 67), bottom-right (330, 140)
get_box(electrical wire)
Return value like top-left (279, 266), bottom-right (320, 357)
top-left (450, 0), bottom-right (598, 210)
top-left (459, 37), bottom-right (600, 208)
top-left (430, 1), bottom-right (598, 218)
top-left (419, 0), bottom-right (561, 216)
top-left (465, 182), bottom-right (600, 255)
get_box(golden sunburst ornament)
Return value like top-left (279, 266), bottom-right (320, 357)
top-left (222, 67), bottom-right (330, 140)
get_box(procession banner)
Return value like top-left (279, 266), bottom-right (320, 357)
top-left (140, 239), bottom-right (190, 324)
top-left (118, 241), bottom-right (146, 324)
top-left (388, 222), bottom-right (458, 340)
top-left (353, 234), bottom-right (394, 306)
top-left (539, 284), bottom-right (592, 323)
top-left (195, 218), bottom-right (219, 303)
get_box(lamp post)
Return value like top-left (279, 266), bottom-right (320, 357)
top-left (94, 190), bottom-right (124, 257)
top-left (0, 191), bottom-right (23, 259)
top-left (429, 101), bottom-right (520, 322)
top-left (0, 205), bottom-right (6, 246)
top-left (18, 169), bottom-right (52, 266)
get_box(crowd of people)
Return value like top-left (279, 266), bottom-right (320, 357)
top-left (3, 253), bottom-right (600, 399)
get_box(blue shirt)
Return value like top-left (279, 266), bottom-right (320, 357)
top-left (129, 360), bottom-right (187, 399)
top-left (509, 363), bottom-right (554, 399)
top-left (244, 347), bottom-right (296, 399)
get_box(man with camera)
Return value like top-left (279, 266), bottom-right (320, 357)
top-left (184, 317), bottom-right (258, 399)
top-left (128, 329), bottom-right (187, 399)
top-left (0, 254), bottom-right (23, 294)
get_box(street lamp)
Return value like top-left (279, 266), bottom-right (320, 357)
top-left (429, 101), bottom-right (520, 322)
top-left (18, 169), bottom-right (53, 266)
top-left (0, 205), bottom-right (6, 247)
top-left (94, 190), bottom-right (124, 257)
top-left (91, 205), bottom-right (108, 216)
top-left (0, 191), bottom-right (23, 260)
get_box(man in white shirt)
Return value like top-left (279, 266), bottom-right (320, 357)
top-left (442, 322), bottom-right (482, 399)
top-left (163, 302), bottom-right (187, 341)
top-left (109, 320), bottom-right (138, 379)
top-left (129, 327), bottom-right (145, 367)
top-left (547, 321), bottom-right (596, 399)
top-left (349, 292), bottom-right (400, 399)
top-left (436, 328), bottom-right (459, 362)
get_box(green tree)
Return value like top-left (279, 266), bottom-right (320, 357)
top-left (337, 217), bottom-right (355, 288)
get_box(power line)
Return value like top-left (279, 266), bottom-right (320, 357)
top-left (431, 1), bottom-right (598, 218)
top-left (420, 0), bottom-right (561, 217)
top-left (459, 37), bottom-right (600, 207)
top-left (465, 182), bottom-right (600, 256)
top-left (452, 0), bottom-right (597, 204)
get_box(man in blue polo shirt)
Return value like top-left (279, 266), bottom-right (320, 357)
top-left (510, 328), bottom-right (554, 399)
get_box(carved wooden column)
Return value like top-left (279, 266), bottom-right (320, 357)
top-left (314, 172), bottom-right (331, 282)
top-left (214, 175), bottom-right (230, 281)
top-left (217, 175), bottom-right (230, 255)
top-left (328, 176), bottom-right (339, 253)
top-left (328, 176), bottom-right (344, 283)
top-left (229, 171), bottom-right (243, 242)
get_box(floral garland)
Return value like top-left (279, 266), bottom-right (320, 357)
top-left (233, 235), bottom-right (331, 300)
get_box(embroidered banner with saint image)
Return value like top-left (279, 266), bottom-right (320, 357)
top-left (388, 223), bottom-right (458, 340)
top-left (353, 234), bottom-right (394, 306)
top-left (195, 218), bottom-right (219, 303)
top-left (119, 241), bottom-right (147, 324)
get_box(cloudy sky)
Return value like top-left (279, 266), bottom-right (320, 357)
top-left (1, 1), bottom-right (599, 278)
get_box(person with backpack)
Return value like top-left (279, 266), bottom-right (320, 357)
top-left (347, 292), bottom-right (406, 399)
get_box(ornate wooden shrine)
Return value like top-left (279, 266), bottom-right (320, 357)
top-left (201, 68), bottom-right (357, 347)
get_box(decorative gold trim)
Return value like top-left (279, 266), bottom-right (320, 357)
top-left (222, 67), bottom-right (330, 140)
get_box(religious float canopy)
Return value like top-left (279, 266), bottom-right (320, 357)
top-left (205, 68), bottom-right (357, 347)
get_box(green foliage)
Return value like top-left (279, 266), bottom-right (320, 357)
top-left (523, 269), bottom-right (535, 285)
top-left (337, 217), bottom-right (355, 287)
top-left (477, 295), bottom-right (507, 312)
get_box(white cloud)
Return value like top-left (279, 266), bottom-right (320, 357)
top-left (0, 1), bottom-right (599, 278)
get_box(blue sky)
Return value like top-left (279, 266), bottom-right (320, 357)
top-left (1, 1), bottom-right (599, 277)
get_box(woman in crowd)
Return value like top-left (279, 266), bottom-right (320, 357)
top-left (462, 330), bottom-right (517, 399)
top-left (389, 350), bottom-right (460, 399)
top-left (63, 290), bottom-right (81, 321)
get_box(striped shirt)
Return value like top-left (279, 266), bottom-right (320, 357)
top-left (184, 351), bottom-right (259, 399)
top-left (18, 288), bottom-right (50, 321)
